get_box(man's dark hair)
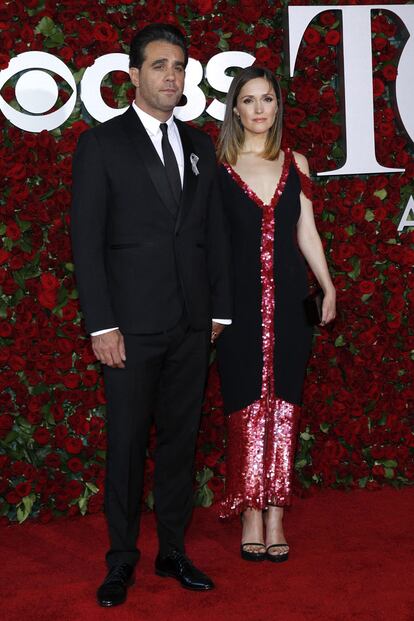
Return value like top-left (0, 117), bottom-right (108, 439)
top-left (129, 23), bottom-right (188, 69)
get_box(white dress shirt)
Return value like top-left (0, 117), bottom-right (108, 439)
top-left (91, 103), bottom-right (230, 336)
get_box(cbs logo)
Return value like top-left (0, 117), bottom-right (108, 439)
top-left (0, 50), bottom-right (255, 133)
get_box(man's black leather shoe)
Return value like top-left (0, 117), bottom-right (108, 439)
top-left (96, 563), bottom-right (135, 607)
top-left (155, 550), bottom-right (214, 591)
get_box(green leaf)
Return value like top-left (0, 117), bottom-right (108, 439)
top-left (365, 209), bottom-right (375, 222)
top-left (334, 334), bottom-right (345, 347)
top-left (72, 68), bottom-right (86, 84)
top-left (348, 257), bottom-right (361, 280)
top-left (194, 484), bottom-right (214, 508)
top-left (78, 496), bottom-right (88, 516)
top-left (331, 144), bottom-right (344, 159)
top-left (0, 301), bottom-right (8, 319)
top-left (19, 240), bottom-right (32, 253)
top-left (0, 502), bottom-right (10, 517)
top-left (65, 262), bottom-right (75, 272)
top-left (16, 505), bottom-right (25, 523)
top-left (295, 458), bottom-right (308, 469)
top-left (196, 467), bottom-right (213, 486)
top-left (86, 482), bottom-right (99, 494)
top-left (384, 467), bottom-right (394, 479)
top-left (16, 494), bottom-right (35, 523)
top-left (50, 31), bottom-right (64, 45)
top-left (145, 491), bottom-right (154, 511)
top-left (300, 431), bottom-right (312, 442)
top-left (17, 219), bottom-right (31, 232)
top-left (361, 293), bottom-right (372, 302)
top-left (4, 431), bottom-right (18, 444)
top-left (13, 271), bottom-right (26, 290)
top-left (358, 476), bottom-right (369, 488)
top-left (320, 422), bottom-right (330, 433)
top-left (35, 16), bottom-right (56, 37)
top-left (382, 459), bottom-right (398, 468)
top-left (374, 188), bottom-right (387, 200)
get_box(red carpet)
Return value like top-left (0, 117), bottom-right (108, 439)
top-left (1, 488), bottom-right (413, 621)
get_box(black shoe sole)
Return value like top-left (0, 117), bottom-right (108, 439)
top-left (96, 577), bottom-right (135, 607)
top-left (97, 597), bottom-right (126, 607)
top-left (155, 569), bottom-right (214, 590)
top-left (240, 551), bottom-right (267, 562)
top-left (266, 553), bottom-right (289, 563)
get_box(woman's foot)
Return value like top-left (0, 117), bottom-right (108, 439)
top-left (240, 508), bottom-right (266, 561)
top-left (264, 505), bottom-right (289, 562)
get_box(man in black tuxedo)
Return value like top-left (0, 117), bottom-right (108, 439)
top-left (71, 24), bottom-right (231, 606)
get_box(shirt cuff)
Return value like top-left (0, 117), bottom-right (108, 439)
top-left (212, 318), bottom-right (232, 325)
top-left (91, 327), bottom-right (119, 336)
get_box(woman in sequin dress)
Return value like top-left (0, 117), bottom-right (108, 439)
top-left (216, 66), bottom-right (336, 562)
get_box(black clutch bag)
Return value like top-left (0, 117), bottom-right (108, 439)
top-left (303, 288), bottom-right (324, 326)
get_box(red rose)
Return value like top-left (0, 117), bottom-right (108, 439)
top-left (255, 46), bottom-right (271, 63)
top-left (82, 370), bottom-right (99, 387)
top-left (6, 491), bottom-right (21, 505)
top-left (33, 427), bottom-right (51, 446)
top-left (38, 289), bottom-right (57, 310)
top-left (6, 222), bottom-right (21, 241)
top-left (325, 30), bottom-right (340, 46)
top-left (40, 272), bottom-right (59, 290)
top-left (63, 373), bottom-right (80, 389)
top-left (350, 205), bottom-right (365, 222)
top-left (320, 11), bottom-right (336, 27)
top-left (373, 78), bottom-right (385, 97)
top-left (0, 248), bottom-right (9, 265)
top-left (359, 281), bottom-right (375, 295)
top-left (93, 22), bottom-right (118, 44)
top-left (88, 492), bottom-right (104, 514)
top-left (15, 482), bottom-right (32, 498)
top-left (38, 509), bottom-right (52, 524)
top-left (382, 64), bottom-right (397, 81)
top-left (66, 480), bottom-right (83, 499)
top-left (0, 321), bottom-right (12, 337)
top-left (192, 0), bottom-right (214, 14)
top-left (64, 437), bottom-right (83, 455)
top-left (6, 163), bottom-right (26, 180)
top-left (0, 414), bottom-right (13, 439)
top-left (67, 457), bottom-right (84, 473)
top-left (255, 24), bottom-right (272, 40)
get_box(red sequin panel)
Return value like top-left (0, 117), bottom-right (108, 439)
top-left (220, 150), bottom-right (301, 518)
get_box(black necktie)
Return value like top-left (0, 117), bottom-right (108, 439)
top-left (160, 122), bottom-right (182, 208)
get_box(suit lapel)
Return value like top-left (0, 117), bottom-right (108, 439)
top-left (175, 119), bottom-right (198, 231)
top-left (120, 106), bottom-right (177, 218)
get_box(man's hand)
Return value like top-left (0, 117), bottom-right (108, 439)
top-left (91, 329), bottom-right (126, 368)
top-left (211, 321), bottom-right (226, 344)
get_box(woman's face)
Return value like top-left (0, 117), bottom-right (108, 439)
top-left (234, 77), bottom-right (278, 136)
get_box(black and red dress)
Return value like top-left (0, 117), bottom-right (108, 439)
top-left (216, 149), bottom-right (313, 517)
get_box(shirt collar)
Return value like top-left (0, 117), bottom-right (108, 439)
top-left (132, 102), bottom-right (174, 137)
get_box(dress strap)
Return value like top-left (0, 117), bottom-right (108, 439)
top-left (291, 152), bottom-right (314, 201)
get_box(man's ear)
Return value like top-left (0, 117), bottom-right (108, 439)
top-left (129, 67), bottom-right (140, 88)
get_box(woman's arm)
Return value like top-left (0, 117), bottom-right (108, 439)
top-left (293, 151), bottom-right (336, 325)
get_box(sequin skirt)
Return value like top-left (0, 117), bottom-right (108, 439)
top-left (219, 397), bottom-right (300, 518)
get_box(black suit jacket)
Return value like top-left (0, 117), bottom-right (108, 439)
top-left (71, 106), bottom-right (231, 334)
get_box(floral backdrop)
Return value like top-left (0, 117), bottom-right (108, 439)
top-left (0, 0), bottom-right (413, 523)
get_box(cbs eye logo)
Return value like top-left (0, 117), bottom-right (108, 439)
top-left (0, 51), bottom-right (78, 132)
top-left (0, 50), bottom-right (255, 132)
top-left (0, 50), bottom-right (132, 132)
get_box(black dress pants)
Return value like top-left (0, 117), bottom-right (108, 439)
top-left (102, 317), bottom-right (210, 568)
